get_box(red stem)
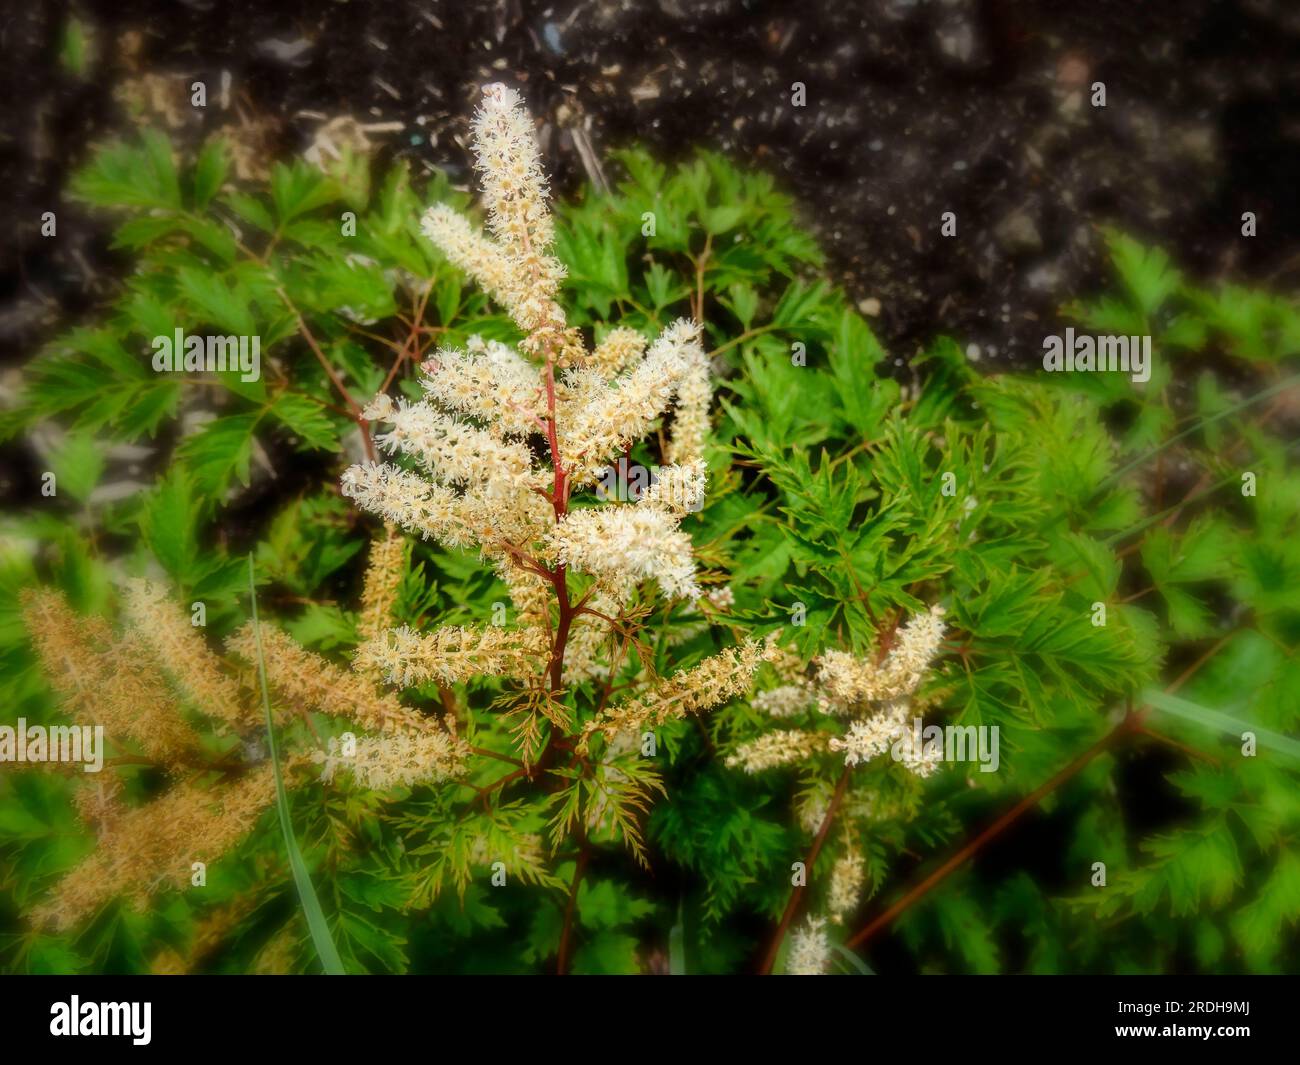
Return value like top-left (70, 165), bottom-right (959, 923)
top-left (758, 766), bottom-right (852, 975)
top-left (844, 709), bottom-right (1143, 951)
top-left (557, 835), bottom-right (590, 974)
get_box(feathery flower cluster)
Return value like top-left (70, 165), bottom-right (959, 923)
top-left (559, 320), bottom-right (708, 488)
top-left (706, 584), bottom-right (735, 610)
top-left (883, 718), bottom-right (944, 778)
top-left (123, 578), bottom-right (250, 730)
top-left (357, 523), bottom-right (407, 646)
top-left (728, 605), bottom-right (947, 784)
top-left (71, 774), bottom-right (124, 839)
top-left (827, 851), bottom-right (866, 923)
top-left (549, 504), bottom-right (700, 601)
top-left (422, 337), bottom-right (548, 436)
top-left (22, 589), bottom-right (202, 768)
top-left (787, 916), bottom-right (831, 976)
top-left (344, 83), bottom-right (720, 735)
top-left (227, 621), bottom-right (435, 736)
top-left (341, 462), bottom-right (472, 547)
top-left (150, 895), bottom-right (260, 975)
top-left (34, 764), bottom-right (285, 930)
top-left (799, 791), bottom-right (831, 836)
top-left (588, 326), bottom-right (648, 377)
top-left (816, 605), bottom-right (948, 713)
top-left (724, 728), bottom-right (826, 773)
top-left (355, 624), bottom-right (544, 688)
top-left (420, 85), bottom-right (582, 364)
top-left (313, 730), bottom-right (469, 791)
top-left (752, 683), bottom-right (818, 719)
top-left (23, 576), bottom-right (470, 932)
top-left (816, 605), bottom-right (948, 777)
top-left (826, 700), bottom-right (910, 767)
top-left (580, 639), bottom-right (774, 751)
top-left (365, 393), bottom-right (538, 490)
top-left (664, 338), bottom-right (712, 467)
top-left (340, 459), bottom-right (549, 552)
top-left (640, 458), bottom-right (708, 516)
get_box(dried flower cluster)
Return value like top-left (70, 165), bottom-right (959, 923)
top-left (19, 547), bottom-right (466, 929)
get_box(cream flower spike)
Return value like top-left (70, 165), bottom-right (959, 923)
top-left (346, 82), bottom-right (728, 776)
top-left (421, 84), bottom-right (583, 364)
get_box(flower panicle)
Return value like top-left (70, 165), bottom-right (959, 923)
top-left (226, 621), bottom-right (433, 736)
top-left (313, 729), bottom-right (469, 791)
top-left (548, 504), bottom-right (700, 602)
top-left (363, 392), bottom-right (539, 490)
top-left (584, 326), bottom-right (648, 377)
top-left (580, 637), bottom-right (775, 752)
top-left (787, 916), bottom-right (831, 976)
top-left (724, 729), bottom-right (826, 773)
top-left (356, 623), bottom-right (546, 689)
top-left (422, 85), bottom-right (584, 364)
top-left (420, 337), bottom-right (544, 437)
top-left (21, 588), bottom-right (202, 768)
top-left (560, 318), bottom-right (706, 488)
top-left (357, 523), bottom-right (407, 646)
top-left (817, 604), bottom-right (947, 713)
top-left (123, 577), bottom-right (251, 730)
top-left (34, 763), bottom-right (286, 931)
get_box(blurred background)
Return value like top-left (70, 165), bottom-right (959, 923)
top-left (4, 0), bottom-right (1298, 380)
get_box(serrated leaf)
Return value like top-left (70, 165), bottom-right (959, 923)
top-left (142, 469), bottom-right (199, 582)
top-left (191, 137), bottom-right (230, 210)
top-left (48, 431), bottom-right (105, 504)
top-left (269, 393), bottom-right (341, 452)
top-left (176, 413), bottom-right (259, 498)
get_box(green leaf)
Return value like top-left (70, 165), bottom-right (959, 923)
top-left (48, 431), bottom-right (105, 504)
top-left (71, 130), bottom-right (182, 210)
top-left (177, 216), bottom-right (237, 264)
top-left (572, 931), bottom-right (640, 974)
top-left (175, 268), bottom-right (256, 335)
top-left (1143, 689), bottom-right (1300, 762)
top-left (176, 413), bottom-right (259, 498)
top-left (142, 470), bottom-right (200, 582)
top-left (1106, 230), bottom-right (1180, 319)
top-left (721, 282), bottom-right (758, 329)
top-left (225, 192), bottom-right (276, 233)
top-left (247, 555), bottom-right (346, 974)
top-left (269, 394), bottom-right (341, 452)
top-left (59, 16), bottom-right (91, 77)
top-left (703, 204), bottom-right (745, 235)
top-left (270, 162), bottom-right (339, 223)
top-left (191, 138), bottom-right (230, 210)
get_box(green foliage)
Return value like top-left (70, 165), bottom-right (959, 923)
top-left (1, 131), bottom-right (1296, 974)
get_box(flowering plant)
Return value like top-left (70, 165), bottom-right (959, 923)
top-left (5, 80), bottom-right (1297, 977)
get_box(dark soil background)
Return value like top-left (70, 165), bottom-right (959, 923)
top-left (3, 0), bottom-right (1298, 364)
